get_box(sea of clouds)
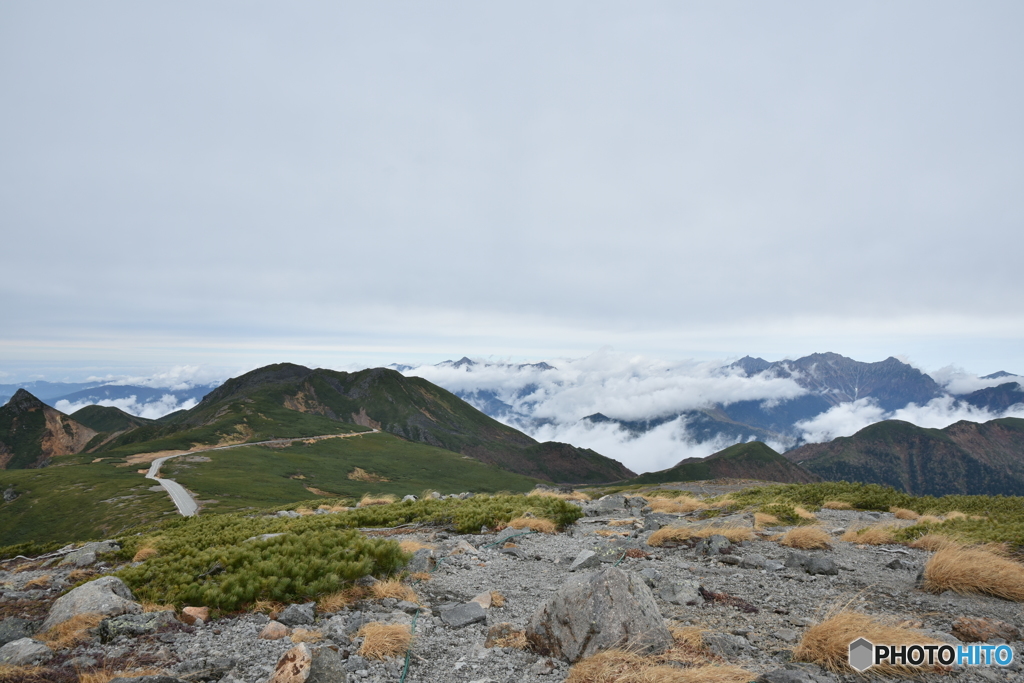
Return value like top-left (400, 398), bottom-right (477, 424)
top-left (405, 352), bottom-right (1024, 474)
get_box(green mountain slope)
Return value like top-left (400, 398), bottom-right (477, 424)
top-left (0, 390), bottom-right (97, 469)
top-left (624, 441), bottom-right (819, 486)
top-left (71, 404), bottom-right (156, 433)
top-left (96, 363), bottom-right (633, 484)
top-left (784, 418), bottom-right (1024, 496)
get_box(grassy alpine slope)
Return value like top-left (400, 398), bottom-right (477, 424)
top-left (85, 363), bottom-right (633, 484)
top-left (623, 441), bottom-right (819, 486)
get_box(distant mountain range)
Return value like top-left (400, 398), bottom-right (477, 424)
top-left (420, 353), bottom-right (1024, 451)
top-left (0, 380), bottom-right (218, 415)
top-left (0, 364), bottom-right (633, 484)
top-left (784, 417), bottom-right (1024, 496)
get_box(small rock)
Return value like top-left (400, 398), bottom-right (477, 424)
top-left (529, 657), bottom-right (557, 675)
top-left (397, 600), bottom-right (420, 614)
top-left (269, 643), bottom-right (348, 683)
top-left (440, 603), bottom-right (486, 628)
top-left (408, 548), bottom-right (436, 573)
top-left (740, 554), bottom-right (767, 570)
top-left (470, 591), bottom-right (493, 609)
top-left (0, 637), bottom-right (53, 666)
top-left (719, 555), bottom-right (741, 565)
top-left (180, 606), bottom-right (209, 625)
top-left (951, 617), bottom-right (1020, 643)
top-left (657, 580), bottom-right (703, 606)
top-left (637, 567), bottom-right (661, 587)
top-left (885, 558), bottom-right (915, 571)
top-left (485, 623), bottom-right (520, 648)
top-left (804, 557), bottom-right (838, 576)
top-left (703, 633), bottom-right (754, 658)
top-left (568, 549), bottom-right (601, 572)
top-left (773, 628), bottom-right (799, 643)
top-left (277, 602), bottom-right (316, 627)
top-left (99, 611), bottom-right (178, 642)
top-left (260, 621), bottom-right (292, 640)
top-left (450, 540), bottom-right (479, 556)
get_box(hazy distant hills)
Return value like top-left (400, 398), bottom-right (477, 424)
top-left (0, 380), bottom-right (217, 415)
top-left (784, 417), bottom-right (1024, 496)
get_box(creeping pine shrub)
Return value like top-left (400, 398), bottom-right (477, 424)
top-left (116, 495), bottom-right (583, 611)
top-left (759, 504), bottom-right (813, 526)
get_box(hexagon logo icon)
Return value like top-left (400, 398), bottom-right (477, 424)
top-left (848, 637), bottom-right (874, 672)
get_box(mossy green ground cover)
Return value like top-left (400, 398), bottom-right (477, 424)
top-left (726, 481), bottom-right (1024, 548)
top-left (116, 495), bottom-right (582, 611)
top-left (162, 433), bottom-right (539, 513)
top-left (0, 458), bottom-right (175, 548)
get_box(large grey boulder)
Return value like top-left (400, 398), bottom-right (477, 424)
top-left (268, 643), bottom-right (347, 683)
top-left (0, 617), bottom-right (37, 646)
top-left (0, 637), bottom-right (52, 665)
top-left (526, 567), bottom-right (672, 663)
top-left (41, 576), bottom-right (142, 631)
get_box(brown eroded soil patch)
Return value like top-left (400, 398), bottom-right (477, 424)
top-left (123, 450), bottom-right (190, 466)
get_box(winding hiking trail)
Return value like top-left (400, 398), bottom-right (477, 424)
top-left (145, 429), bottom-right (381, 517)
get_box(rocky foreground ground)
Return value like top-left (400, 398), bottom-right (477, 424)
top-left (1, 493), bottom-right (1022, 682)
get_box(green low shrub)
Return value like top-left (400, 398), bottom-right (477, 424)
top-left (117, 494), bottom-right (584, 610)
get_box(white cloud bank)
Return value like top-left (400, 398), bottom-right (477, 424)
top-left (85, 365), bottom-right (222, 392)
top-left (405, 351), bottom-right (1024, 474)
top-left (56, 394), bottom-right (199, 420)
top-left (795, 395), bottom-right (1024, 444)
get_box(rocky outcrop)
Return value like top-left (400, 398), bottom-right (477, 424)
top-left (0, 389), bottom-right (96, 469)
top-left (0, 637), bottom-right (52, 665)
top-left (41, 576), bottom-right (142, 631)
top-left (526, 567), bottom-right (672, 662)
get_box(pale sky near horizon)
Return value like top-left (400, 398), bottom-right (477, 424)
top-left (2, 2), bottom-right (1023, 383)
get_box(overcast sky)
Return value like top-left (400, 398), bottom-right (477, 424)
top-left (2, 2), bottom-right (1022, 383)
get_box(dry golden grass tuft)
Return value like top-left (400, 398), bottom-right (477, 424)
top-left (408, 572), bottom-right (432, 582)
top-left (647, 496), bottom-right (705, 514)
top-left (290, 628), bottom-right (324, 643)
top-left (528, 488), bottom-right (590, 501)
top-left (921, 544), bottom-right (1024, 601)
top-left (596, 529), bottom-right (630, 537)
top-left (348, 466), bottom-right (389, 482)
top-left (78, 667), bottom-right (168, 683)
top-left (669, 625), bottom-right (706, 651)
top-left (841, 524), bottom-right (897, 545)
top-left (489, 591), bottom-right (505, 608)
top-left (252, 599), bottom-right (287, 618)
top-left (140, 602), bottom-right (176, 613)
top-left (490, 629), bottom-right (528, 649)
top-left (371, 579), bottom-right (419, 603)
top-left (357, 493), bottom-right (397, 507)
top-left (294, 507), bottom-right (315, 516)
top-left (22, 574), bottom-right (51, 590)
top-left (78, 667), bottom-right (166, 683)
top-left (317, 589), bottom-right (362, 613)
top-left (398, 539), bottom-right (435, 554)
top-left (564, 649), bottom-right (753, 683)
top-left (821, 501), bottom-right (853, 510)
top-left (0, 665), bottom-right (48, 682)
top-left (754, 513), bottom-right (780, 529)
top-left (357, 622), bottom-right (413, 660)
top-left (607, 518), bottom-right (638, 527)
top-left (707, 496), bottom-right (738, 509)
top-left (35, 612), bottom-right (105, 650)
top-left (944, 510), bottom-right (967, 520)
top-left (779, 527), bottom-right (832, 550)
top-left (318, 504), bottom-right (350, 513)
top-left (793, 610), bottom-right (945, 674)
top-left (648, 524), bottom-right (754, 547)
top-left (890, 507), bottom-right (919, 520)
top-left (908, 534), bottom-right (955, 552)
top-left (11, 563), bottom-right (39, 574)
top-left (67, 568), bottom-right (97, 583)
top-left (915, 514), bottom-right (944, 525)
top-left (793, 506), bottom-right (816, 521)
top-left (132, 546), bottom-right (158, 562)
top-left (508, 517), bottom-right (557, 534)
